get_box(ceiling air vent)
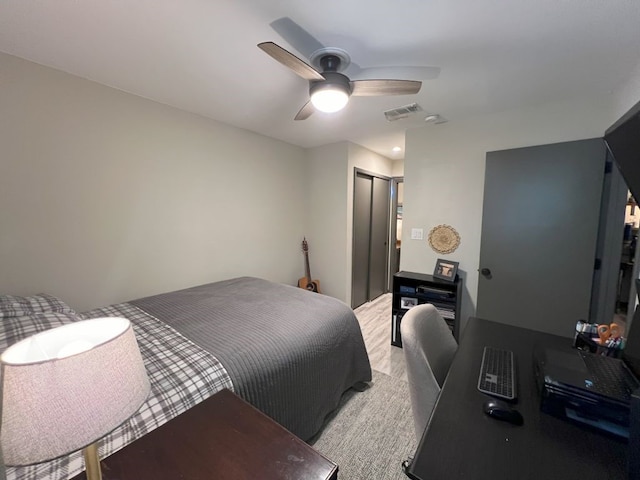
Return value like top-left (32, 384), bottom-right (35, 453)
top-left (384, 103), bottom-right (423, 122)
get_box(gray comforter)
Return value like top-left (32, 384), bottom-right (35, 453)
top-left (131, 276), bottom-right (372, 440)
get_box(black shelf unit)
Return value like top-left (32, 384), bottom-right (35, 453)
top-left (391, 270), bottom-right (462, 347)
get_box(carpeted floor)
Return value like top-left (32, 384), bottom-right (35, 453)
top-left (309, 370), bottom-right (416, 480)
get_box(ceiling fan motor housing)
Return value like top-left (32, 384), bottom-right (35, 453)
top-left (309, 71), bottom-right (352, 97)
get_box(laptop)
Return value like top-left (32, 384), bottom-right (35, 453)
top-left (534, 280), bottom-right (640, 438)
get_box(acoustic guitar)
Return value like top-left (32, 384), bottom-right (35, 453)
top-left (298, 238), bottom-right (321, 293)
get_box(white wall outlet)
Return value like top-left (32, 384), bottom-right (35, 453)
top-left (411, 228), bottom-right (424, 240)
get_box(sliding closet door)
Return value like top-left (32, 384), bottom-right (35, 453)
top-left (352, 170), bottom-right (391, 308)
top-left (369, 176), bottom-right (391, 299)
top-left (352, 173), bottom-right (373, 308)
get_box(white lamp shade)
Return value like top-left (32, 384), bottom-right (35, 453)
top-left (0, 317), bottom-right (150, 466)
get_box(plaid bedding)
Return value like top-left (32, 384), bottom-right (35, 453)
top-left (0, 312), bottom-right (79, 352)
top-left (5, 303), bottom-right (233, 480)
top-left (0, 293), bottom-right (76, 318)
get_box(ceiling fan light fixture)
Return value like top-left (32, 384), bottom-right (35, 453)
top-left (257, 41), bottom-right (429, 121)
top-left (310, 85), bottom-right (350, 113)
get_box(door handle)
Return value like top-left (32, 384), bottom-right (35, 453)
top-left (480, 268), bottom-right (492, 279)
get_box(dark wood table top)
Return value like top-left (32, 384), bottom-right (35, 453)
top-left (72, 389), bottom-right (338, 480)
top-left (407, 317), bottom-right (629, 480)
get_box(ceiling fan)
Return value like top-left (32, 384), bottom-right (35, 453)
top-left (258, 41), bottom-right (423, 120)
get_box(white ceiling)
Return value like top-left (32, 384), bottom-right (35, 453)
top-left (1, 0), bottom-right (639, 159)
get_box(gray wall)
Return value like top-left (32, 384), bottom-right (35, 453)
top-left (0, 52), bottom-right (308, 312)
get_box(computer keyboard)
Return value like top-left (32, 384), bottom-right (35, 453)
top-left (478, 346), bottom-right (517, 400)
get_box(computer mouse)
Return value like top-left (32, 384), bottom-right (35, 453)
top-left (483, 398), bottom-right (524, 425)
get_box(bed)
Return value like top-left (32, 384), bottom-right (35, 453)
top-left (1, 277), bottom-right (372, 480)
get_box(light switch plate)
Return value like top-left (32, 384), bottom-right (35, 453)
top-left (411, 228), bottom-right (424, 240)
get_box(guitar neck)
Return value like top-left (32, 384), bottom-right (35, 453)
top-left (304, 251), bottom-right (312, 282)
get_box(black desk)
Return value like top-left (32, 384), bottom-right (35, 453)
top-left (406, 317), bottom-right (629, 480)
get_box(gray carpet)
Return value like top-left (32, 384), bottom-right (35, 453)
top-left (310, 370), bottom-right (416, 480)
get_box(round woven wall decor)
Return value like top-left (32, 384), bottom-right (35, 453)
top-left (428, 224), bottom-right (460, 254)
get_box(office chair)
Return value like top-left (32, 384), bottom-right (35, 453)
top-left (400, 304), bottom-right (458, 440)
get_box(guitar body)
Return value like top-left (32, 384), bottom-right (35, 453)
top-left (298, 276), bottom-right (321, 293)
top-left (299, 238), bottom-right (321, 294)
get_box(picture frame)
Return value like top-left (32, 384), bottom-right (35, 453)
top-left (400, 296), bottom-right (419, 309)
top-left (433, 259), bottom-right (459, 282)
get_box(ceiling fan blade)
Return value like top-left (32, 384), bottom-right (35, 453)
top-left (350, 79), bottom-right (422, 97)
top-left (269, 17), bottom-right (325, 60)
top-left (294, 101), bottom-right (315, 121)
top-left (258, 42), bottom-right (325, 82)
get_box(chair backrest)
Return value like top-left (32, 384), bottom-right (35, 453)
top-left (400, 304), bottom-right (458, 440)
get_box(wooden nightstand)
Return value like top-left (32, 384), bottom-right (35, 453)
top-left (72, 388), bottom-right (338, 480)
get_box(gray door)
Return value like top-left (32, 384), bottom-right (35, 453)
top-left (352, 173), bottom-right (373, 308)
top-left (369, 176), bottom-right (391, 299)
top-left (352, 171), bottom-right (390, 308)
top-left (477, 139), bottom-right (606, 337)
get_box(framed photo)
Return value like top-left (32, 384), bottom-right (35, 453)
top-left (434, 259), bottom-right (459, 282)
top-left (400, 296), bottom-right (419, 309)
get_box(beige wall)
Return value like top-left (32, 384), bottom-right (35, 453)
top-left (305, 142), bottom-right (349, 302)
top-left (0, 52), bottom-right (396, 313)
top-left (5, 48), bottom-right (637, 318)
top-left (391, 159), bottom-right (405, 178)
top-left (403, 95), bottom-right (620, 332)
top-left (305, 141), bottom-right (394, 305)
top-left (0, 53), bottom-right (308, 312)
top-left (611, 60), bottom-right (640, 122)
